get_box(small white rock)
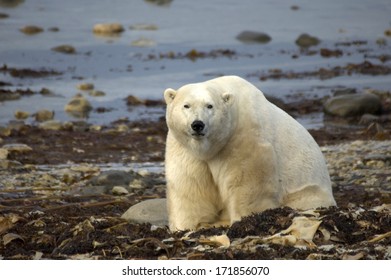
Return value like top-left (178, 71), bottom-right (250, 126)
top-left (112, 186), bottom-right (129, 195)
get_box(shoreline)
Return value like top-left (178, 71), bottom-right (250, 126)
top-left (0, 136), bottom-right (390, 259)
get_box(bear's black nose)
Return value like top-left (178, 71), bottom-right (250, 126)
top-left (191, 120), bottom-right (205, 133)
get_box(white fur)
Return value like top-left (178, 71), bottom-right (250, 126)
top-left (164, 75), bottom-right (336, 231)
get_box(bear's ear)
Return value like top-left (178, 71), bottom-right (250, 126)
top-left (164, 88), bottom-right (177, 104)
top-left (222, 92), bottom-right (234, 105)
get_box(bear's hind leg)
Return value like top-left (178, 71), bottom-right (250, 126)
top-left (283, 184), bottom-right (336, 210)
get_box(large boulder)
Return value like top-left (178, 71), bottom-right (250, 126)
top-left (324, 93), bottom-right (382, 117)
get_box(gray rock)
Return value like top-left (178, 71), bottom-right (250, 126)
top-left (324, 93), bottom-right (382, 117)
top-left (90, 170), bottom-right (138, 187)
top-left (2, 143), bottom-right (33, 154)
top-left (236, 31), bottom-right (271, 44)
top-left (295, 33), bottom-right (320, 48)
top-left (121, 198), bottom-right (168, 226)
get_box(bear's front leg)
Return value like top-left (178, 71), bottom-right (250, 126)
top-left (165, 148), bottom-right (222, 231)
top-left (166, 182), bottom-right (221, 231)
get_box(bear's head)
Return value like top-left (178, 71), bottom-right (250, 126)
top-left (164, 84), bottom-right (236, 158)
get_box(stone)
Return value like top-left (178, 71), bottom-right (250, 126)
top-left (51, 45), bottom-right (76, 54)
top-left (34, 110), bottom-right (54, 122)
top-left (64, 94), bottom-right (92, 117)
top-left (77, 83), bottom-right (94, 91)
top-left (126, 95), bottom-right (144, 105)
top-left (19, 25), bottom-right (43, 35)
top-left (90, 170), bottom-right (139, 187)
top-left (14, 110), bottom-right (30, 120)
top-left (89, 90), bottom-right (105, 97)
top-left (236, 31), bottom-right (272, 44)
top-left (324, 93), bottom-right (382, 117)
top-left (2, 143), bottom-right (32, 154)
top-left (0, 126), bottom-right (11, 137)
top-left (39, 88), bottom-right (55, 96)
top-left (121, 198), bottom-right (168, 226)
top-left (112, 186), bottom-right (129, 195)
top-left (295, 33), bottom-right (320, 48)
top-left (38, 120), bottom-right (63, 131)
top-left (93, 23), bottom-right (124, 35)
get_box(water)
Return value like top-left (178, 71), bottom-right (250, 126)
top-left (1, 0), bottom-right (391, 128)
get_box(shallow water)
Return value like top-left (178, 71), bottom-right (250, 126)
top-left (1, 0), bottom-right (390, 128)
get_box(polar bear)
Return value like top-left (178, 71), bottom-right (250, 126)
top-left (164, 75), bottom-right (336, 231)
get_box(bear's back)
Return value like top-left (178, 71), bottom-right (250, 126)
top-left (205, 75), bottom-right (331, 194)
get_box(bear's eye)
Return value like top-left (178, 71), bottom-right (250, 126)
top-left (184, 104), bottom-right (190, 109)
top-left (207, 104), bottom-right (213, 109)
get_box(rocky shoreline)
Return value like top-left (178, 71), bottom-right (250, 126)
top-left (1, 84), bottom-right (391, 261)
top-left (0, 114), bottom-right (390, 259)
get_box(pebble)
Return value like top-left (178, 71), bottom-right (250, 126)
top-left (93, 23), bottom-right (124, 35)
top-left (51, 45), bottom-right (76, 54)
top-left (236, 31), bottom-right (272, 44)
top-left (34, 110), bottom-right (55, 122)
top-left (323, 93), bottom-right (382, 117)
top-left (112, 186), bottom-right (129, 195)
top-left (39, 88), bottom-right (55, 96)
top-left (0, 126), bottom-right (11, 137)
top-left (295, 33), bottom-right (320, 48)
top-left (64, 94), bottom-right (92, 116)
top-left (121, 198), bottom-right (168, 226)
top-left (19, 25), bottom-right (43, 35)
top-left (14, 110), bottom-right (30, 120)
top-left (77, 83), bottom-right (94, 91)
top-left (116, 124), bottom-right (129, 132)
top-left (126, 95), bottom-right (144, 106)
